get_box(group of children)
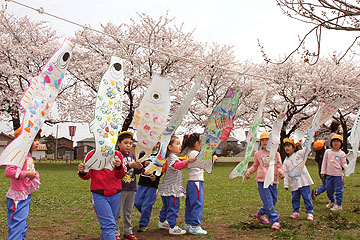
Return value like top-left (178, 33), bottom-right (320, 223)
top-left (246, 130), bottom-right (348, 230)
top-left (4, 125), bottom-right (348, 238)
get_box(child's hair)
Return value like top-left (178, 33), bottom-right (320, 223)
top-left (283, 142), bottom-right (299, 156)
top-left (330, 121), bottom-right (340, 133)
top-left (118, 131), bottom-right (134, 143)
top-left (165, 135), bottom-right (179, 158)
top-left (181, 133), bottom-right (200, 153)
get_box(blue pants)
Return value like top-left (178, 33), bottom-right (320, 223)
top-left (92, 192), bottom-right (121, 240)
top-left (134, 185), bottom-right (157, 227)
top-left (291, 185), bottom-right (314, 213)
top-left (159, 196), bottom-right (180, 228)
top-left (326, 176), bottom-right (344, 206)
top-left (185, 181), bottom-right (204, 226)
top-left (7, 194), bottom-right (32, 240)
top-left (257, 182), bottom-right (279, 223)
top-left (316, 178), bottom-right (327, 195)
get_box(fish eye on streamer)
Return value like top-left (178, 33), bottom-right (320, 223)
top-left (57, 52), bottom-right (71, 69)
top-left (110, 62), bottom-right (123, 78)
top-left (151, 91), bottom-right (161, 102)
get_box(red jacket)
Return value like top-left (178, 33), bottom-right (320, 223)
top-left (78, 150), bottom-right (127, 197)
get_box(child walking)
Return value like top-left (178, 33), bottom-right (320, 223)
top-left (158, 135), bottom-right (197, 235)
top-left (311, 140), bottom-right (326, 200)
top-left (321, 134), bottom-right (348, 211)
top-left (78, 146), bottom-right (126, 240)
top-left (282, 138), bottom-right (314, 221)
top-left (134, 142), bottom-right (163, 232)
top-left (115, 131), bottom-right (143, 240)
top-left (245, 132), bottom-right (284, 230)
top-left (182, 133), bottom-right (217, 235)
top-left (5, 127), bottom-right (41, 240)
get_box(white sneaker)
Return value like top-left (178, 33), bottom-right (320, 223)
top-left (188, 225), bottom-right (207, 235)
top-left (158, 220), bottom-right (170, 229)
top-left (169, 225), bottom-right (186, 235)
top-left (326, 201), bottom-right (335, 208)
top-left (330, 204), bottom-right (342, 211)
top-left (184, 223), bottom-right (190, 231)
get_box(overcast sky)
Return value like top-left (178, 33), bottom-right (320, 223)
top-left (2, 0), bottom-right (358, 143)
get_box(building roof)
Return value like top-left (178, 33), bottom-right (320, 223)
top-left (36, 144), bottom-right (47, 151)
top-left (0, 132), bottom-right (14, 140)
top-left (77, 137), bottom-right (95, 143)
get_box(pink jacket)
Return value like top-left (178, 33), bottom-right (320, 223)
top-left (5, 153), bottom-right (40, 191)
top-left (247, 150), bottom-right (283, 184)
top-left (321, 149), bottom-right (348, 176)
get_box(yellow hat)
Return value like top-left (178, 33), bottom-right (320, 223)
top-left (330, 134), bottom-right (343, 143)
top-left (313, 140), bottom-right (325, 150)
top-left (118, 131), bottom-right (134, 137)
top-left (260, 132), bottom-right (270, 140)
top-left (283, 138), bottom-right (301, 147)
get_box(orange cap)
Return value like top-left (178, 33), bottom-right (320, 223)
top-left (260, 132), bottom-right (270, 140)
top-left (313, 140), bottom-right (325, 150)
top-left (330, 134), bottom-right (343, 143)
top-left (118, 131), bottom-right (134, 137)
top-left (283, 138), bottom-right (301, 147)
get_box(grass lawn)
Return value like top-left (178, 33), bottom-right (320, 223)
top-left (0, 160), bottom-right (359, 239)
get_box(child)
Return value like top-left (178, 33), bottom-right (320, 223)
top-left (282, 138), bottom-right (314, 221)
top-left (158, 135), bottom-right (197, 235)
top-left (321, 134), bottom-right (348, 211)
top-left (134, 142), bottom-right (163, 232)
top-left (5, 127), bottom-right (41, 240)
top-left (78, 145), bottom-right (126, 240)
top-left (311, 140), bottom-right (326, 200)
top-left (182, 133), bottom-right (217, 235)
top-left (115, 131), bottom-right (143, 240)
top-left (245, 132), bottom-right (284, 230)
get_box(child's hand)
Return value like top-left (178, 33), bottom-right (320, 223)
top-left (129, 162), bottom-right (143, 169)
top-left (144, 160), bottom-right (151, 167)
top-left (112, 156), bottom-right (121, 167)
top-left (78, 163), bottom-right (85, 173)
top-left (279, 171), bottom-right (284, 179)
top-left (149, 174), bottom-right (156, 181)
top-left (321, 173), bottom-right (325, 179)
top-left (245, 170), bottom-right (251, 179)
top-left (284, 187), bottom-right (288, 190)
top-left (186, 157), bottom-right (197, 164)
top-left (25, 170), bottom-right (36, 179)
top-left (212, 155), bottom-right (218, 163)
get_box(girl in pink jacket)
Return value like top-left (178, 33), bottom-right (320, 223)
top-left (5, 128), bottom-right (41, 240)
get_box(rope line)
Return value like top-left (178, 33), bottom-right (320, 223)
top-left (4, 0), bottom-right (360, 91)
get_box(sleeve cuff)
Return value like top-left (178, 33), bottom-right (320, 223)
top-left (78, 171), bottom-right (87, 177)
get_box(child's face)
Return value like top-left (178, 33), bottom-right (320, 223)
top-left (331, 139), bottom-right (342, 150)
top-left (284, 143), bottom-right (295, 155)
top-left (118, 138), bottom-right (133, 153)
top-left (168, 138), bottom-right (182, 154)
top-left (31, 139), bottom-right (39, 152)
top-left (260, 138), bottom-right (269, 150)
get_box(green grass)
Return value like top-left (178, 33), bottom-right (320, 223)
top-left (0, 160), bottom-right (359, 239)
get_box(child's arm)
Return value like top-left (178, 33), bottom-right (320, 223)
top-left (320, 150), bottom-right (328, 178)
top-left (113, 153), bottom-right (127, 179)
top-left (172, 157), bottom-right (196, 170)
top-left (283, 159), bottom-right (289, 189)
top-left (5, 165), bottom-right (36, 179)
top-left (78, 151), bottom-right (95, 180)
top-left (246, 152), bottom-right (260, 178)
top-left (275, 152), bottom-right (284, 179)
top-left (341, 152), bottom-right (348, 170)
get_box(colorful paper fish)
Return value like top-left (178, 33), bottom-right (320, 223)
top-left (229, 91), bottom-right (267, 179)
top-left (345, 106), bottom-right (360, 176)
top-left (190, 89), bottom-right (241, 174)
top-left (85, 56), bottom-right (124, 171)
top-left (144, 77), bottom-right (202, 176)
top-left (264, 103), bottom-right (288, 188)
top-left (0, 39), bottom-right (74, 177)
top-left (132, 75), bottom-right (171, 161)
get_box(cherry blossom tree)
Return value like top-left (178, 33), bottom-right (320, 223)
top-left (261, 0), bottom-right (360, 64)
top-left (0, 10), bottom-right (59, 130)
